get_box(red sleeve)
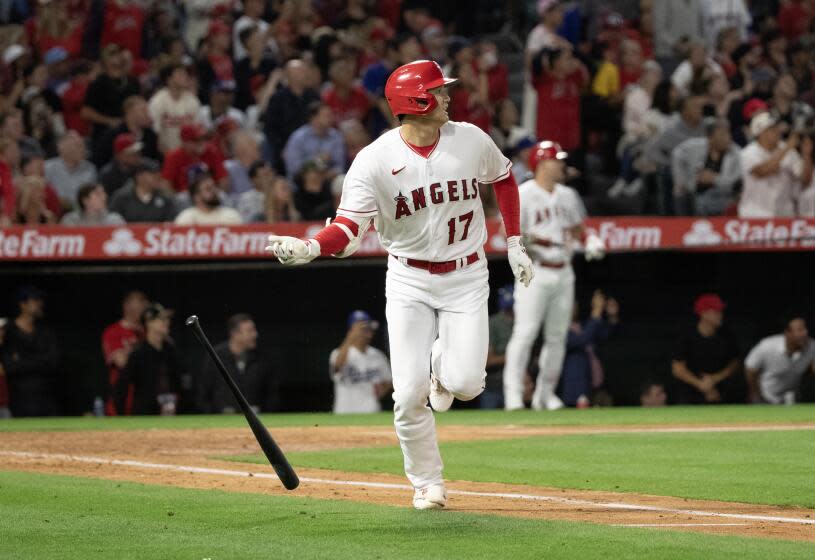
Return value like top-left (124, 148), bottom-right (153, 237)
top-left (492, 174), bottom-right (520, 238)
top-left (0, 166), bottom-right (15, 218)
top-left (161, 151), bottom-right (178, 186)
top-left (205, 145), bottom-right (228, 181)
top-left (313, 216), bottom-right (358, 256)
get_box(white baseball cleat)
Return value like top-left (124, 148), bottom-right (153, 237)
top-left (429, 339), bottom-right (453, 412)
top-left (413, 484), bottom-right (447, 510)
top-left (532, 392), bottom-right (566, 410)
top-left (429, 375), bottom-right (454, 412)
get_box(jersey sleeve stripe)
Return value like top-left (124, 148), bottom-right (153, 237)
top-left (484, 161), bottom-right (513, 184)
top-left (337, 207), bottom-right (378, 216)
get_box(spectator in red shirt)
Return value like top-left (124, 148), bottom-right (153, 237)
top-left (475, 40), bottom-right (509, 103)
top-left (321, 57), bottom-right (370, 125)
top-left (778, 0), bottom-right (814, 42)
top-left (0, 138), bottom-right (18, 226)
top-left (100, 0), bottom-right (146, 62)
top-left (102, 290), bottom-right (148, 416)
top-left (449, 62), bottom-right (492, 133)
top-left (161, 123), bottom-right (228, 192)
top-left (532, 47), bottom-right (588, 151)
top-left (25, 0), bottom-right (85, 59)
top-left (60, 61), bottom-right (96, 137)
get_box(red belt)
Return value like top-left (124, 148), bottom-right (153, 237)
top-left (400, 251), bottom-right (480, 274)
top-left (535, 258), bottom-right (566, 269)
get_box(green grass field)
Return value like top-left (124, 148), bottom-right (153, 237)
top-left (2, 405), bottom-right (814, 559)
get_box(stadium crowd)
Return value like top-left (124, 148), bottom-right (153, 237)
top-left (2, 0), bottom-right (815, 225)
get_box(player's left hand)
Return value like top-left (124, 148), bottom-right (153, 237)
top-left (265, 235), bottom-right (320, 265)
top-left (585, 233), bottom-right (606, 261)
top-left (507, 236), bottom-right (534, 287)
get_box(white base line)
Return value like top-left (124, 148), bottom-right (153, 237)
top-left (612, 523), bottom-right (750, 527)
top-left (2, 451), bottom-right (814, 526)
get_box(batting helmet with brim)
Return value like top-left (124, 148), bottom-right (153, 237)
top-left (385, 60), bottom-right (457, 117)
top-left (528, 140), bottom-right (567, 172)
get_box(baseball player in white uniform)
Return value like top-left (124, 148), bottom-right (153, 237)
top-left (503, 141), bottom-right (605, 411)
top-left (330, 310), bottom-right (392, 414)
top-left (266, 60), bottom-right (534, 509)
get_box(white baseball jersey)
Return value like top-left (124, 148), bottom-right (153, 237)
top-left (330, 345), bottom-right (391, 414)
top-left (336, 121), bottom-right (511, 262)
top-left (744, 335), bottom-right (815, 404)
top-left (738, 142), bottom-right (802, 218)
top-left (148, 88), bottom-right (201, 152)
top-left (519, 181), bottom-right (586, 264)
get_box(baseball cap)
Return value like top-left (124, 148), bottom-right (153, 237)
top-left (512, 136), bottom-right (537, 155)
top-left (3, 44), bottom-right (26, 65)
top-left (347, 310), bottom-right (380, 331)
top-left (16, 286), bottom-right (45, 303)
top-left (694, 293), bottom-right (725, 316)
top-left (209, 19), bottom-right (231, 36)
top-left (113, 133), bottom-right (143, 156)
top-left (141, 303), bottom-right (174, 325)
top-left (133, 159), bottom-right (160, 175)
top-left (742, 98), bottom-right (769, 121)
top-left (180, 123), bottom-right (208, 142)
top-left (749, 111), bottom-right (777, 138)
top-left (44, 46), bottom-right (69, 65)
top-left (537, 0), bottom-right (560, 16)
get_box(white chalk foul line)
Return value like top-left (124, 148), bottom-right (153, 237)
top-left (2, 451), bottom-right (814, 526)
top-left (612, 523), bottom-right (750, 528)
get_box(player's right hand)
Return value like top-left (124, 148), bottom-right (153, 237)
top-left (265, 235), bottom-right (320, 265)
top-left (506, 235), bottom-right (534, 288)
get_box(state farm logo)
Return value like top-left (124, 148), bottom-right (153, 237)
top-left (103, 228), bottom-right (143, 256)
top-left (593, 221), bottom-right (661, 249)
top-left (682, 220), bottom-right (723, 247)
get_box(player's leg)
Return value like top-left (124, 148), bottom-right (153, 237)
top-left (502, 269), bottom-right (549, 409)
top-left (435, 302), bottom-right (489, 402)
top-left (385, 276), bottom-right (443, 492)
top-left (430, 260), bottom-right (490, 404)
top-left (531, 270), bottom-right (575, 410)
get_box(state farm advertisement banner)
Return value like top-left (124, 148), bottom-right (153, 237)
top-left (1, 217), bottom-right (814, 262)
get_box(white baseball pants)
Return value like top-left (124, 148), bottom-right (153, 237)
top-left (503, 264), bottom-right (575, 410)
top-left (385, 254), bottom-right (489, 489)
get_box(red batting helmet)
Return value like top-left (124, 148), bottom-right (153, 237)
top-left (384, 60), bottom-right (457, 117)
top-left (528, 140), bottom-right (567, 171)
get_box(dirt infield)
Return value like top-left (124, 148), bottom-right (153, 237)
top-left (2, 424), bottom-right (814, 543)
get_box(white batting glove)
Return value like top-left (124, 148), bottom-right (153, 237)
top-left (507, 235), bottom-right (534, 287)
top-left (265, 235), bottom-right (321, 265)
top-left (584, 233), bottom-right (606, 261)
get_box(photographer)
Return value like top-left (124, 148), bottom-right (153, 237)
top-left (738, 112), bottom-right (813, 217)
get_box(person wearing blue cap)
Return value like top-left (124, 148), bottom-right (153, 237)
top-left (330, 310), bottom-right (391, 414)
top-left (1, 287), bottom-right (60, 417)
top-left (481, 285), bottom-right (515, 409)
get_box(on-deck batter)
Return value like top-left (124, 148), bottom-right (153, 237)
top-left (503, 141), bottom-right (606, 411)
top-left (266, 60), bottom-right (534, 510)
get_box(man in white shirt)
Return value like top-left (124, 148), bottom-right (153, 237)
top-left (149, 64), bottom-right (202, 153)
top-left (738, 111), bottom-right (813, 217)
top-left (330, 310), bottom-right (392, 414)
top-left (175, 166), bottom-right (242, 225)
top-left (44, 131), bottom-right (97, 207)
top-left (744, 316), bottom-right (815, 404)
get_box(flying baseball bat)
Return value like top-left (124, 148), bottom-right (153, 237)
top-left (186, 315), bottom-right (299, 490)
